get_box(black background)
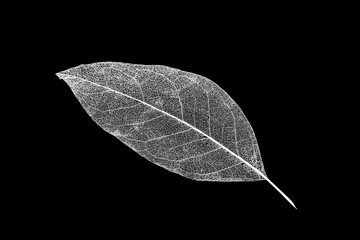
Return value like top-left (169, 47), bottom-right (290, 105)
top-left (15, 2), bottom-right (331, 234)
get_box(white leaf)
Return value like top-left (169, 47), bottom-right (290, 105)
top-left (56, 62), bottom-right (296, 209)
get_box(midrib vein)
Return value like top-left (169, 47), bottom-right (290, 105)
top-left (57, 73), bottom-right (296, 209)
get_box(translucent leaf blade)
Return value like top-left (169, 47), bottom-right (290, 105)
top-left (56, 62), bottom-right (296, 208)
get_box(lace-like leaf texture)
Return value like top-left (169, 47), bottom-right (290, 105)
top-left (56, 62), bottom-right (296, 208)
